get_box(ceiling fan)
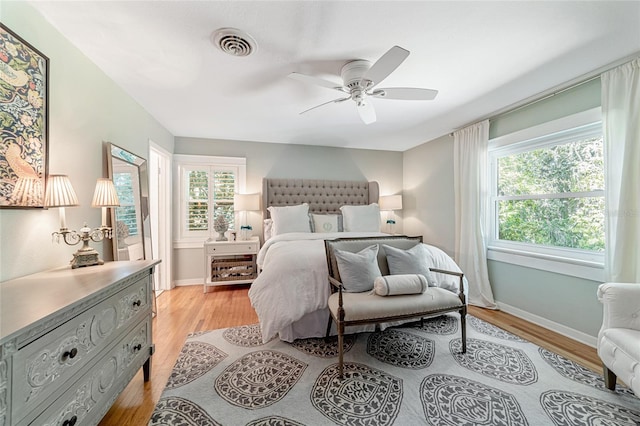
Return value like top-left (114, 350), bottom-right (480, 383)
top-left (289, 46), bottom-right (438, 125)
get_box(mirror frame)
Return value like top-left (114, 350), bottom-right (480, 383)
top-left (107, 142), bottom-right (152, 261)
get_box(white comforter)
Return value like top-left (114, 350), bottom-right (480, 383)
top-left (248, 232), bottom-right (467, 343)
top-left (249, 232), bottom-right (385, 342)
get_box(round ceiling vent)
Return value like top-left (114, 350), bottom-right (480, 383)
top-left (211, 28), bottom-right (257, 57)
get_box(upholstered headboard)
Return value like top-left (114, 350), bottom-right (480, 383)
top-left (262, 179), bottom-right (379, 218)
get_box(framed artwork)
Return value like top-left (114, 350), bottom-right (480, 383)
top-left (0, 23), bottom-right (49, 208)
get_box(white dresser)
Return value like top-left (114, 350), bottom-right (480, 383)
top-left (0, 260), bottom-right (159, 426)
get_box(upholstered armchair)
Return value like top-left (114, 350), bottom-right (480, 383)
top-left (597, 282), bottom-right (640, 397)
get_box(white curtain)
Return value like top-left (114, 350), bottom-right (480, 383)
top-left (602, 58), bottom-right (640, 282)
top-left (453, 120), bottom-right (497, 308)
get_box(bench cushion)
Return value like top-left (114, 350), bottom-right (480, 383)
top-left (329, 286), bottom-right (463, 322)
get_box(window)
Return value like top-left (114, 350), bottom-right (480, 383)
top-left (174, 155), bottom-right (246, 246)
top-left (488, 109), bottom-right (605, 276)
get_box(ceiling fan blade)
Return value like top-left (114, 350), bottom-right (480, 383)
top-left (300, 97), bottom-right (350, 115)
top-left (357, 101), bottom-right (376, 124)
top-left (289, 72), bottom-right (346, 92)
top-left (373, 87), bottom-right (438, 100)
top-left (363, 46), bottom-right (410, 87)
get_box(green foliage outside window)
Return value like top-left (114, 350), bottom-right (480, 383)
top-left (497, 136), bottom-right (604, 251)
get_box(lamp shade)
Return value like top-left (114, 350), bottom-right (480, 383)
top-left (45, 175), bottom-right (79, 207)
top-left (92, 178), bottom-right (120, 207)
top-left (378, 195), bottom-right (402, 211)
top-left (234, 193), bottom-right (260, 211)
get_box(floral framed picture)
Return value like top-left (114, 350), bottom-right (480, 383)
top-left (0, 23), bottom-right (49, 208)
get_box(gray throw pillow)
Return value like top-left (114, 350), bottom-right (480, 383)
top-left (334, 245), bottom-right (382, 292)
top-left (383, 244), bottom-right (437, 287)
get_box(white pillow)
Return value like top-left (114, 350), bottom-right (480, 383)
top-left (374, 274), bottom-right (428, 296)
top-left (267, 203), bottom-right (311, 235)
top-left (340, 203), bottom-right (381, 232)
top-left (334, 245), bottom-right (382, 293)
top-left (383, 244), bottom-right (437, 287)
top-left (312, 214), bottom-right (339, 233)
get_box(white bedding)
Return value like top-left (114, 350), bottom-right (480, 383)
top-left (248, 232), bottom-right (467, 343)
top-left (249, 232), bottom-right (385, 342)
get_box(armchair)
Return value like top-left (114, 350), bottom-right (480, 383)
top-left (597, 282), bottom-right (640, 397)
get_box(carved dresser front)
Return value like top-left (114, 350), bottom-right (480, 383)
top-left (0, 260), bottom-right (159, 426)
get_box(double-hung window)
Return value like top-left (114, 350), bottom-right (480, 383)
top-left (174, 155), bottom-right (246, 246)
top-left (487, 109), bottom-right (604, 278)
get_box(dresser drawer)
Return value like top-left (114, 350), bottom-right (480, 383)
top-left (11, 275), bottom-right (150, 424)
top-left (205, 241), bottom-right (258, 255)
top-left (26, 318), bottom-right (151, 426)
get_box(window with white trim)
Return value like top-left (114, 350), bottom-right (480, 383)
top-left (488, 110), bottom-right (604, 269)
top-left (174, 155), bottom-right (246, 244)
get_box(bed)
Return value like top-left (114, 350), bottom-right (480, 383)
top-left (248, 178), bottom-right (466, 343)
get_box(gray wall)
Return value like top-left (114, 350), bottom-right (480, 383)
top-left (173, 137), bottom-right (403, 283)
top-left (403, 134), bottom-right (456, 256)
top-left (404, 78), bottom-right (605, 339)
top-left (0, 1), bottom-right (174, 281)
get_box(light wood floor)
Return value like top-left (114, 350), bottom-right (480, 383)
top-left (98, 284), bottom-right (602, 425)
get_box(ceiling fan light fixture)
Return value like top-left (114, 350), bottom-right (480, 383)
top-left (211, 28), bottom-right (257, 57)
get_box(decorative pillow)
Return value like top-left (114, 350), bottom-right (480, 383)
top-left (267, 203), bottom-right (311, 235)
top-left (312, 214), bottom-right (340, 233)
top-left (373, 274), bottom-right (428, 296)
top-left (334, 245), bottom-right (382, 293)
top-left (340, 203), bottom-right (381, 232)
top-left (383, 244), bottom-right (437, 287)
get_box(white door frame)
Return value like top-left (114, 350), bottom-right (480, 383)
top-left (149, 140), bottom-right (173, 291)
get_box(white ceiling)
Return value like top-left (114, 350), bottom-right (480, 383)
top-left (29, 1), bottom-right (640, 151)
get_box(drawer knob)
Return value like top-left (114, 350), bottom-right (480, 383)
top-left (133, 343), bottom-right (142, 352)
top-left (133, 299), bottom-right (142, 307)
top-left (63, 415), bottom-right (77, 426)
top-left (61, 347), bottom-right (78, 362)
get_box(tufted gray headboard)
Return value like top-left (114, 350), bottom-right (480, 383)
top-left (262, 179), bottom-right (379, 218)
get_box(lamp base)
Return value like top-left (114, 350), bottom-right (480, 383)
top-left (71, 248), bottom-right (104, 269)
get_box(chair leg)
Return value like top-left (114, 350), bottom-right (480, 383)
top-left (338, 322), bottom-right (344, 379)
top-left (603, 365), bottom-right (617, 390)
top-left (460, 307), bottom-right (467, 354)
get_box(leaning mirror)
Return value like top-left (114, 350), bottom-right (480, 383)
top-left (107, 142), bottom-right (151, 261)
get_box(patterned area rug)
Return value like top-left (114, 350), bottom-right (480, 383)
top-left (149, 315), bottom-right (640, 425)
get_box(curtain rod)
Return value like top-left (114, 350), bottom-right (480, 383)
top-left (450, 51), bottom-right (640, 136)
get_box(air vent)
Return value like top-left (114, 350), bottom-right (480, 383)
top-left (211, 28), bottom-right (257, 57)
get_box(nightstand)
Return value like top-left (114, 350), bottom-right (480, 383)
top-left (203, 236), bottom-right (260, 292)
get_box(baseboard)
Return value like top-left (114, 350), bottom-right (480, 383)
top-left (496, 301), bottom-right (597, 348)
top-left (173, 279), bottom-right (203, 287)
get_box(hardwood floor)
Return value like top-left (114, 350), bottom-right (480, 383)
top-left (98, 284), bottom-right (602, 425)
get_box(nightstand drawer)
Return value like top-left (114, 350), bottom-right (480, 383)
top-left (205, 241), bottom-right (258, 255)
top-left (11, 275), bottom-right (149, 424)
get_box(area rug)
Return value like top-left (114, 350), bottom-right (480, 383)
top-left (148, 315), bottom-right (640, 425)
